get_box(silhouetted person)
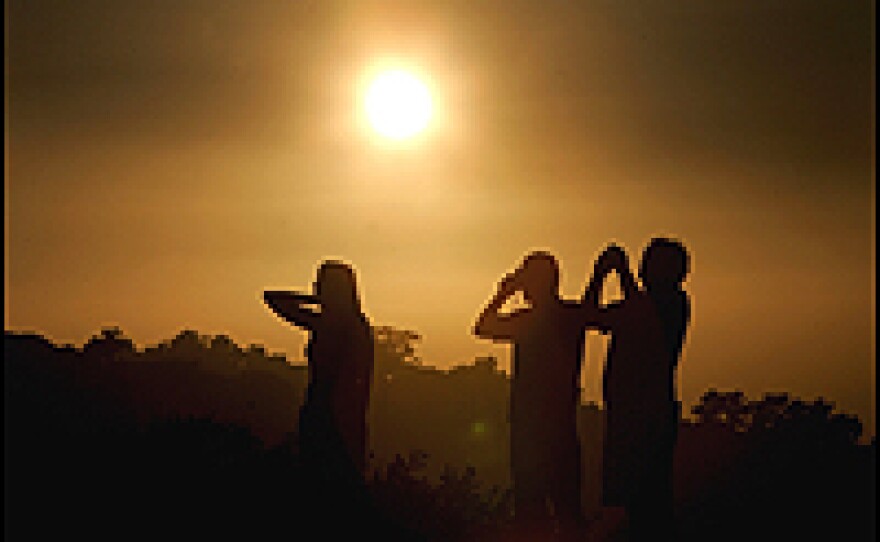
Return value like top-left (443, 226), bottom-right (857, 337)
top-left (264, 261), bottom-right (374, 523)
top-left (584, 239), bottom-right (691, 541)
top-left (474, 251), bottom-right (605, 538)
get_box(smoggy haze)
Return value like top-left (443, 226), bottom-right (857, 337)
top-left (5, 1), bottom-right (875, 434)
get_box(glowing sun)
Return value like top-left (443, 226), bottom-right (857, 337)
top-left (364, 70), bottom-right (433, 140)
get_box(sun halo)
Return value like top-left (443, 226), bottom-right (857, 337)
top-left (364, 69), bottom-right (433, 141)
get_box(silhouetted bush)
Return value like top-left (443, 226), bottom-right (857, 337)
top-left (369, 450), bottom-right (513, 541)
top-left (4, 329), bottom-right (875, 541)
top-left (677, 389), bottom-right (874, 541)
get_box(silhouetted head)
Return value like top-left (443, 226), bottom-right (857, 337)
top-left (639, 238), bottom-right (689, 291)
top-left (517, 251), bottom-right (560, 305)
top-left (314, 261), bottom-right (362, 313)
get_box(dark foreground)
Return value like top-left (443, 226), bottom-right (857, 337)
top-left (5, 330), bottom-right (876, 541)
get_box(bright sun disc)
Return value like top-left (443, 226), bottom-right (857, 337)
top-left (365, 70), bottom-right (432, 140)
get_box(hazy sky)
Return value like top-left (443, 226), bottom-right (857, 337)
top-left (6, 1), bottom-right (875, 434)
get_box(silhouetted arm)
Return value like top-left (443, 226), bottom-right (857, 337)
top-left (582, 257), bottom-right (612, 307)
top-left (579, 300), bottom-right (626, 333)
top-left (580, 246), bottom-right (634, 332)
top-left (263, 290), bottom-right (320, 331)
top-left (612, 262), bottom-right (639, 302)
top-left (672, 292), bottom-right (691, 368)
top-left (473, 274), bottom-right (522, 341)
top-left (598, 244), bottom-right (639, 301)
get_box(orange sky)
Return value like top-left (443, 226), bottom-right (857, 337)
top-left (5, 1), bottom-right (875, 435)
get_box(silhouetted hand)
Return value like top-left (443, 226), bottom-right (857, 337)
top-left (498, 272), bottom-right (520, 298)
top-left (596, 245), bottom-right (629, 275)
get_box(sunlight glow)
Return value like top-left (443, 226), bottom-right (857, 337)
top-left (364, 70), bottom-right (433, 140)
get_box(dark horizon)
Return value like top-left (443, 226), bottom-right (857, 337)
top-left (5, 323), bottom-right (875, 443)
top-left (4, 325), bottom-right (875, 541)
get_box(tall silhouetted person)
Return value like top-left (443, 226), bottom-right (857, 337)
top-left (264, 261), bottom-right (374, 523)
top-left (584, 239), bottom-right (691, 541)
top-left (474, 251), bottom-right (605, 538)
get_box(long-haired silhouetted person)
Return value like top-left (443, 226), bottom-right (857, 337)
top-left (474, 251), bottom-right (605, 538)
top-left (584, 239), bottom-right (691, 541)
top-left (264, 261), bottom-right (374, 499)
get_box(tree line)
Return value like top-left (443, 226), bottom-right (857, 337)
top-left (4, 327), bottom-right (875, 541)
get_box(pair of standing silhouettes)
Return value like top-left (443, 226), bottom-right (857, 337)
top-left (263, 238), bottom-right (690, 541)
top-left (475, 239), bottom-right (690, 540)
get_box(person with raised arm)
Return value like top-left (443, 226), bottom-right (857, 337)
top-left (264, 260), bottom-right (374, 490)
top-left (474, 250), bottom-right (607, 539)
top-left (582, 239), bottom-right (691, 541)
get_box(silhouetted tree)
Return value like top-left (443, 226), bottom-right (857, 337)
top-left (4, 330), bottom-right (875, 541)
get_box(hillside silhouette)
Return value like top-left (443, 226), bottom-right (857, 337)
top-left (4, 327), bottom-right (876, 541)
